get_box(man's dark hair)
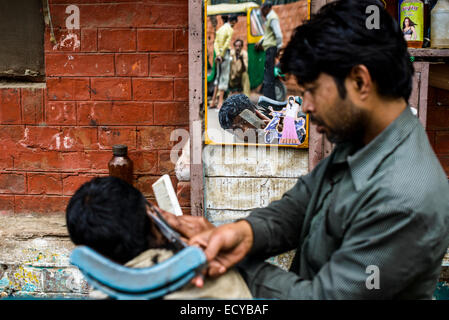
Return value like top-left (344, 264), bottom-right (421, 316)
top-left (280, 0), bottom-right (414, 102)
top-left (234, 38), bottom-right (244, 46)
top-left (218, 94), bottom-right (256, 130)
top-left (261, 1), bottom-right (273, 9)
top-left (229, 14), bottom-right (238, 23)
top-left (221, 15), bottom-right (229, 23)
top-left (66, 176), bottom-right (170, 264)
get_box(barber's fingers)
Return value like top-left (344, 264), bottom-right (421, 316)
top-left (159, 210), bottom-right (215, 239)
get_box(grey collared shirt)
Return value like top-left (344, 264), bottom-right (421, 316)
top-left (239, 107), bottom-right (449, 299)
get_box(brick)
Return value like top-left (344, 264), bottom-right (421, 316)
top-left (176, 181), bottom-right (190, 207)
top-left (45, 29), bottom-right (81, 52)
top-left (46, 53), bottom-right (114, 76)
top-left (175, 28), bottom-right (188, 51)
top-left (0, 88), bottom-right (21, 124)
top-left (0, 155), bottom-right (13, 171)
top-left (137, 126), bottom-right (176, 150)
top-left (137, 29), bottom-right (173, 52)
top-left (154, 102), bottom-right (189, 125)
top-left (22, 88), bottom-right (44, 125)
top-left (158, 150), bottom-right (175, 175)
top-left (90, 78), bottom-right (132, 101)
top-left (150, 53), bottom-right (188, 77)
top-left (49, 4), bottom-right (151, 29)
top-left (78, 101), bottom-right (153, 125)
top-left (128, 151), bottom-right (158, 174)
top-left (135, 174), bottom-right (177, 198)
top-left (0, 173), bottom-right (26, 194)
top-left (20, 127), bottom-right (61, 151)
top-left (146, 4), bottom-right (188, 28)
top-left (81, 28), bottom-right (97, 52)
top-left (0, 125), bottom-right (26, 152)
top-left (85, 151), bottom-right (112, 172)
top-left (62, 174), bottom-right (99, 196)
top-left (15, 195), bottom-right (69, 214)
top-left (46, 101), bottom-right (77, 125)
top-left (46, 78), bottom-right (90, 101)
top-left (28, 173), bottom-right (63, 195)
top-left (0, 195), bottom-right (14, 215)
top-left (132, 79), bottom-right (173, 101)
top-left (61, 127), bottom-right (99, 151)
top-left (435, 132), bottom-right (449, 155)
top-left (14, 151), bottom-right (91, 172)
top-left (115, 53), bottom-right (148, 76)
top-left (134, 175), bottom-right (159, 197)
top-left (174, 78), bottom-right (188, 101)
top-left (98, 29), bottom-right (136, 52)
top-left (98, 126), bottom-right (137, 150)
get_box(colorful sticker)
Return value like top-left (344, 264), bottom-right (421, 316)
top-left (400, 2), bottom-right (424, 42)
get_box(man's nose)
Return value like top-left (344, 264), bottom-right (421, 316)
top-left (302, 96), bottom-right (314, 114)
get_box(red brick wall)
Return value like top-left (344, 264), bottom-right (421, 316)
top-left (0, 0), bottom-right (190, 215)
top-left (426, 86), bottom-right (449, 178)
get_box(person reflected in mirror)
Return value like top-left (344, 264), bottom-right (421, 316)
top-left (218, 93), bottom-right (270, 142)
top-left (229, 39), bottom-right (251, 97)
top-left (211, 14), bottom-right (238, 110)
top-left (255, 1), bottom-right (283, 100)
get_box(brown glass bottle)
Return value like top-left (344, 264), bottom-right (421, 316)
top-left (108, 144), bottom-right (134, 185)
top-left (383, 0), bottom-right (399, 21)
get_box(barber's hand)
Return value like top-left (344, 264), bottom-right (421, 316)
top-left (188, 220), bottom-right (254, 282)
top-left (159, 210), bottom-right (215, 240)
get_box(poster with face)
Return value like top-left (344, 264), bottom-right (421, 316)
top-left (204, 1), bottom-right (310, 149)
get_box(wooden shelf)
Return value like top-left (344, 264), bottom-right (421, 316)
top-left (409, 48), bottom-right (449, 60)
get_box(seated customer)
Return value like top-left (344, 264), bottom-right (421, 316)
top-left (66, 176), bottom-right (252, 299)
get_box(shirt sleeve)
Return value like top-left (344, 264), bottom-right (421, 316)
top-left (238, 205), bottom-right (436, 299)
top-left (270, 18), bottom-right (283, 49)
top-left (220, 28), bottom-right (233, 57)
top-left (242, 50), bottom-right (248, 71)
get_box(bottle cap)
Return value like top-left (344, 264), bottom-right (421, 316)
top-left (112, 144), bottom-right (128, 156)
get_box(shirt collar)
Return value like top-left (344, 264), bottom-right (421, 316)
top-left (332, 107), bottom-right (419, 191)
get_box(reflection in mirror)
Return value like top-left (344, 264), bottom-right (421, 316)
top-left (205, 0), bottom-right (310, 148)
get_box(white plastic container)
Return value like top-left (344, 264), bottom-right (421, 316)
top-left (431, 0), bottom-right (449, 48)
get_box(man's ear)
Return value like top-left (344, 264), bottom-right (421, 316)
top-left (348, 65), bottom-right (372, 100)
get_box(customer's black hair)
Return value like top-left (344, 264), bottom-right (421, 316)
top-left (66, 176), bottom-right (171, 264)
top-left (221, 15), bottom-right (229, 23)
top-left (280, 0), bottom-right (414, 102)
top-left (218, 94), bottom-right (256, 130)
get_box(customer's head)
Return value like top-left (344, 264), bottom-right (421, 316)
top-left (218, 94), bottom-right (256, 130)
top-left (234, 39), bottom-right (244, 54)
top-left (66, 176), bottom-right (168, 264)
top-left (280, 0), bottom-right (414, 144)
